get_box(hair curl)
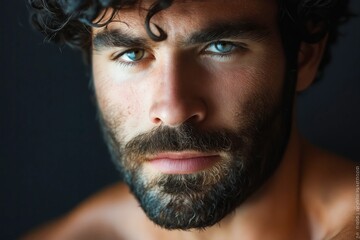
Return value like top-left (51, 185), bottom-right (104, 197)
top-left (28, 0), bottom-right (352, 76)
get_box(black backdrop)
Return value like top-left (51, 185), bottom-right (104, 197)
top-left (1, 1), bottom-right (359, 239)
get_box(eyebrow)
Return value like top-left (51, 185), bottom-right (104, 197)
top-left (185, 22), bottom-right (270, 45)
top-left (92, 21), bottom-right (270, 50)
top-left (93, 30), bottom-right (149, 51)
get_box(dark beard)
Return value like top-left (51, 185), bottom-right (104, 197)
top-left (97, 71), bottom-right (296, 230)
top-left (115, 125), bottom-right (259, 229)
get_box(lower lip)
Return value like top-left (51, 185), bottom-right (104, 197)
top-left (148, 155), bottom-right (220, 174)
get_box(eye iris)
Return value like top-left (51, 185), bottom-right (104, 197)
top-left (126, 50), bottom-right (144, 61)
top-left (215, 42), bottom-right (233, 53)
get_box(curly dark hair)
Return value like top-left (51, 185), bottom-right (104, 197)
top-left (28, 0), bottom-right (352, 76)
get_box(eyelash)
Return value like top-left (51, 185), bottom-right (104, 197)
top-left (111, 48), bottom-right (148, 67)
top-left (202, 41), bottom-right (247, 58)
top-left (114, 59), bottom-right (138, 68)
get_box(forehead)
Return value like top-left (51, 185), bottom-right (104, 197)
top-left (93, 0), bottom-right (279, 40)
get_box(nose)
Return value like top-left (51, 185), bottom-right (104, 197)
top-left (149, 58), bottom-right (207, 127)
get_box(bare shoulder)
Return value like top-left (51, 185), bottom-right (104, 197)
top-left (20, 182), bottom-right (142, 240)
top-left (301, 141), bottom-right (357, 239)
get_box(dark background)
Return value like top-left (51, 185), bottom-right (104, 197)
top-left (1, 1), bottom-right (359, 239)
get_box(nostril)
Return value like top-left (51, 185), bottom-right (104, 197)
top-left (149, 99), bottom-right (207, 127)
top-left (152, 116), bottom-right (162, 125)
top-left (188, 111), bottom-right (206, 124)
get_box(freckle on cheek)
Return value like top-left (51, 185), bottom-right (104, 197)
top-left (126, 106), bottom-right (132, 116)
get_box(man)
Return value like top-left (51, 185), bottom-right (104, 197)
top-left (23, 0), bottom-right (355, 239)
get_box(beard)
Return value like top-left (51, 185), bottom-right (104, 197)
top-left (97, 71), bottom-right (295, 230)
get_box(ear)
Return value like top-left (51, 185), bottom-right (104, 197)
top-left (296, 35), bottom-right (328, 92)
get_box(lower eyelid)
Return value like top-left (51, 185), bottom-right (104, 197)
top-left (114, 61), bottom-right (135, 67)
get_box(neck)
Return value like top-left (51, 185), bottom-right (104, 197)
top-left (179, 124), bottom-right (307, 240)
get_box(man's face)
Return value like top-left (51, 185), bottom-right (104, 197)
top-left (92, 0), bottom-right (291, 230)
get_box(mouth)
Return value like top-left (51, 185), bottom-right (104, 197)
top-left (146, 151), bottom-right (221, 174)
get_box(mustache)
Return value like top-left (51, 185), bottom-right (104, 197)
top-left (124, 124), bottom-right (245, 156)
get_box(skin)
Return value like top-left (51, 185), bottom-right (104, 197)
top-left (21, 0), bottom-right (356, 239)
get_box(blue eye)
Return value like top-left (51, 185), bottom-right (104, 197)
top-left (206, 41), bottom-right (236, 54)
top-left (118, 49), bottom-right (145, 62)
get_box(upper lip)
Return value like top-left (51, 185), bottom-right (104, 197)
top-left (148, 151), bottom-right (219, 161)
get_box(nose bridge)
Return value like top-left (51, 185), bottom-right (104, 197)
top-left (161, 54), bottom-right (191, 100)
top-left (149, 52), bottom-right (207, 127)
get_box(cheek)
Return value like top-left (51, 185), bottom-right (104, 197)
top-left (92, 64), bottom-right (146, 135)
top-left (208, 55), bottom-right (285, 128)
